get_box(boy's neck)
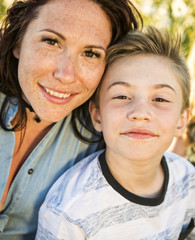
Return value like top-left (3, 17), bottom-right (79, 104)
top-left (105, 151), bottom-right (165, 198)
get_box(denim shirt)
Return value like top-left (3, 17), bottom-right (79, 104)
top-left (0, 93), bottom-right (103, 240)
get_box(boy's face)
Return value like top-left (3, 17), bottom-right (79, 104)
top-left (90, 54), bottom-right (189, 163)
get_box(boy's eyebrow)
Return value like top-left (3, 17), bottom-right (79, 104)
top-left (154, 84), bottom-right (176, 92)
top-left (107, 82), bottom-right (176, 92)
top-left (107, 81), bottom-right (130, 90)
top-left (40, 29), bottom-right (106, 52)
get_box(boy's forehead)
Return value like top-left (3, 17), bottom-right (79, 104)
top-left (108, 53), bottom-right (173, 68)
top-left (105, 54), bottom-right (176, 80)
top-left (102, 54), bottom-right (183, 93)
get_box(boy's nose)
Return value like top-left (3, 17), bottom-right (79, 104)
top-left (53, 53), bottom-right (76, 83)
top-left (127, 100), bottom-right (152, 121)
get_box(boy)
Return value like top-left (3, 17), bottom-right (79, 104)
top-left (36, 27), bottom-right (195, 240)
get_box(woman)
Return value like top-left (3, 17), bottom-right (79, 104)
top-left (0, 0), bottom-right (142, 239)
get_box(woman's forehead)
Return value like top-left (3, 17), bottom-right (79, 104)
top-left (24, 0), bottom-right (112, 48)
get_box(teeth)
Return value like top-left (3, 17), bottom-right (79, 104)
top-left (44, 87), bottom-right (71, 98)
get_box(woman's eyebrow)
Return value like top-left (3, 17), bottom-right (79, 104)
top-left (85, 45), bottom-right (106, 52)
top-left (39, 29), bottom-right (106, 51)
top-left (40, 28), bottom-right (65, 40)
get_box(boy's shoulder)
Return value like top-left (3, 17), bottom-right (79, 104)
top-left (164, 151), bottom-right (195, 177)
top-left (165, 151), bottom-right (194, 166)
top-left (63, 149), bottom-right (105, 186)
top-left (43, 150), bottom-right (105, 214)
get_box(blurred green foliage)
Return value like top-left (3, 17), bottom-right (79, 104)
top-left (134, 0), bottom-right (195, 57)
top-left (0, 0), bottom-right (6, 22)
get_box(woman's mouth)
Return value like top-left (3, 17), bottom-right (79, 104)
top-left (40, 85), bottom-right (77, 104)
top-left (43, 87), bottom-right (71, 99)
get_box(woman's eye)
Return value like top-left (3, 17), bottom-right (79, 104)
top-left (154, 97), bottom-right (169, 102)
top-left (42, 37), bottom-right (59, 46)
top-left (84, 49), bottom-right (101, 58)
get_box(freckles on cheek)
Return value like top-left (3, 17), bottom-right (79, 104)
top-left (84, 73), bottom-right (102, 91)
top-left (79, 61), bottom-right (105, 89)
top-left (93, 68), bottom-right (105, 86)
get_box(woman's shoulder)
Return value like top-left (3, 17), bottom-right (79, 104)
top-left (0, 92), bottom-right (6, 106)
top-left (0, 92), bottom-right (18, 125)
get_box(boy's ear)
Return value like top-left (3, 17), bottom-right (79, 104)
top-left (89, 101), bottom-right (102, 132)
top-left (174, 109), bottom-right (190, 137)
top-left (13, 47), bottom-right (20, 59)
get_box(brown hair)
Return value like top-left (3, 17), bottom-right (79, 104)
top-left (94, 26), bottom-right (190, 111)
top-left (0, 0), bottom-right (142, 137)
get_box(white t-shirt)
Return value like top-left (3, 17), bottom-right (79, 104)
top-left (36, 151), bottom-right (195, 240)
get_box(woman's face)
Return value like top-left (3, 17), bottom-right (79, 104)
top-left (13, 0), bottom-right (112, 123)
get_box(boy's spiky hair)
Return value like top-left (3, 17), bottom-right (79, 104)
top-left (104, 26), bottom-right (190, 111)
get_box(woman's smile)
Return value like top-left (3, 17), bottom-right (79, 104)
top-left (13, 0), bottom-right (112, 123)
top-left (40, 85), bottom-right (77, 105)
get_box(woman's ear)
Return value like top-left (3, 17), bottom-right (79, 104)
top-left (13, 47), bottom-right (20, 59)
top-left (175, 109), bottom-right (190, 137)
top-left (89, 101), bottom-right (102, 132)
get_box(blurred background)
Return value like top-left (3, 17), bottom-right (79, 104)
top-left (0, 0), bottom-right (195, 57)
top-left (133, 0), bottom-right (195, 59)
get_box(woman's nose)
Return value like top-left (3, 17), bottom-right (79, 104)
top-left (53, 53), bottom-right (76, 83)
top-left (127, 100), bottom-right (152, 121)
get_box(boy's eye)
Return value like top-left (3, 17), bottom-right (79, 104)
top-left (42, 37), bottom-right (59, 46)
top-left (113, 95), bottom-right (130, 100)
top-left (84, 49), bottom-right (101, 58)
top-left (154, 97), bottom-right (169, 102)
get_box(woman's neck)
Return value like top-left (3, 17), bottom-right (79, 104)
top-left (11, 108), bottom-right (55, 163)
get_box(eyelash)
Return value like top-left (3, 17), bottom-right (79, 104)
top-left (113, 95), bottom-right (130, 100)
top-left (84, 49), bottom-right (101, 58)
top-left (112, 96), bottom-right (170, 104)
top-left (41, 38), bottom-right (101, 59)
top-left (153, 97), bottom-right (169, 102)
top-left (41, 36), bottom-right (59, 46)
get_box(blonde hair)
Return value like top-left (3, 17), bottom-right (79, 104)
top-left (103, 26), bottom-right (190, 111)
top-left (185, 43), bottom-right (195, 164)
top-left (187, 43), bottom-right (195, 117)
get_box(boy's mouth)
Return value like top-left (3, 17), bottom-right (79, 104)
top-left (121, 128), bottom-right (158, 139)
